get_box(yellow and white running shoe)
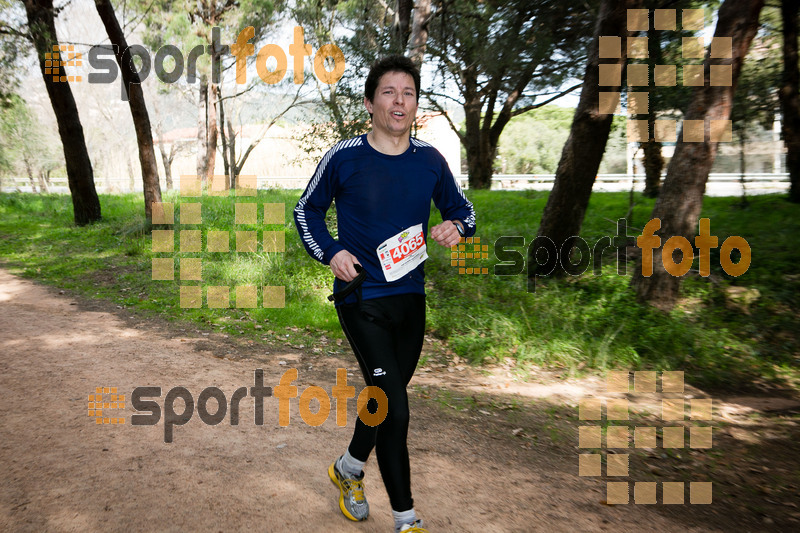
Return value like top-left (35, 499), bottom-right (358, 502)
top-left (328, 456), bottom-right (369, 521)
top-left (398, 519), bottom-right (428, 532)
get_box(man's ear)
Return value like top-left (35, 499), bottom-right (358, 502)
top-left (363, 96), bottom-right (373, 115)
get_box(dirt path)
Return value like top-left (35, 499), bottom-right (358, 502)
top-left (0, 268), bottom-right (792, 532)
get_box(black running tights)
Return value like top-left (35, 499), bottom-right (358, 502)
top-left (336, 293), bottom-right (425, 513)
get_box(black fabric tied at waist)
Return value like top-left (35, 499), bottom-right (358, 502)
top-left (328, 263), bottom-right (366, 305)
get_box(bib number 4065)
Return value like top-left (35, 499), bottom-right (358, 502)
top-left (391, 233), bottom-right (424, 263)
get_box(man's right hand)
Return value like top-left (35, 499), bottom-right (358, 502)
top-left (330, 250), bottom-right (362, 282)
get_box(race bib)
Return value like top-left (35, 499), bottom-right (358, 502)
top-left (376, 224), bottom-right (428, 282)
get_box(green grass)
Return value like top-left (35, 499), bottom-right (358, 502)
top-left (0, 189), bottom-right (798, 391)
top-left (0, 190), bottom-right (340, 347)
top-left (424, 191), bottom-right (800, 390)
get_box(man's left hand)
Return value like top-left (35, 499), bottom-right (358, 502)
top-left (430, 220), bottom-right (463, 248)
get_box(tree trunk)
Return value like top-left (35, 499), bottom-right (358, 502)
top-left (781, 0), bottom-right (800, 203)
top-left (738, 128), bottom-right (749, 207)
top-left (127, 157), bottom-right (135, 192)
top-left (632, 0), bottom-right (765, 310)
top-left (38, 170), bottom-right (51, 193)
top-left (218, 87), bottom-right (231, 188)
top-left (530, 0), bottom-right (639, 277)
top-left (464, 129), bottom-right (495, 190)
top-left (408, 0), bottom-right (432, 68)
top-left (235, 134), bottom-right (265, 185)
top-left (459, 6), bottom-right (540, 190)
top-left (227, 118), bottom-right (238, 190)
top-left (642, 137), bottom-right (664, 197)
top-left (205, 80), bottom-right (219, 188)
top-left (196, 76), bottom-right (208, 186)
top-left (643, 26), bottom-right (664, 198)
top-left (463, 67), bottom-right (494, 189)
top-left (94, 0), bottom-right (162, 223)
top-left (154, 122), bottom-right (173, 190)
top-left (392, 0), bottom-right (413, 53)
top-left (464, 142), bottom-right (493, 189)
top-left (24, 157), bottom-right (38, 193)
top-left (23, 0), bottom-right (101, 225)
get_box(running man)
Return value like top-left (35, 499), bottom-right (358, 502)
top-left (294, 55), bottom-right (476, 533)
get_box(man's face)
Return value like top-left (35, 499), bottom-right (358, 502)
top-left (364, 70), bottom-right (418, 138)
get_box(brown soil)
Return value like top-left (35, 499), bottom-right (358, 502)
top-left (1, 268), bottom-right (798, 532)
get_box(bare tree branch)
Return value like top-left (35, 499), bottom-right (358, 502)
top-left (509, 83), bottom-right (582, 117)
top-left (231, 82), bottom-right (313, 174)
top-left (427, 97), bottom-right (465, 143)
top-left (217, 81), bottom-right (262, 103)
top-left (0, 23), bottom-right (29, 39)
top-left (422, 89), bottom-right (463, 108)
top-left (375, 0), bottom-right (396, 18)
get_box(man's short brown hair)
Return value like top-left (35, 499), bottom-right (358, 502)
top-left (364, 55), bottom-right (421, 103)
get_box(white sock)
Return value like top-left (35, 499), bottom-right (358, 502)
top-left (393, 508), bottom-right (417, 531)
top-left (339, 449), bottom-right (365, 478)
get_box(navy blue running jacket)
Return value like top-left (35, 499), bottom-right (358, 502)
top-left (294, 134), bottom-right (476, 304)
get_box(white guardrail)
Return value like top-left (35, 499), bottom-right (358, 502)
top-left (477, 173), bottom-right (790, 196)
top-left (1, 173), bottom-right (790, 197)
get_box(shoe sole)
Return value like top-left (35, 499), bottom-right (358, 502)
top-left (328, 461), bottom-right (366, 521)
